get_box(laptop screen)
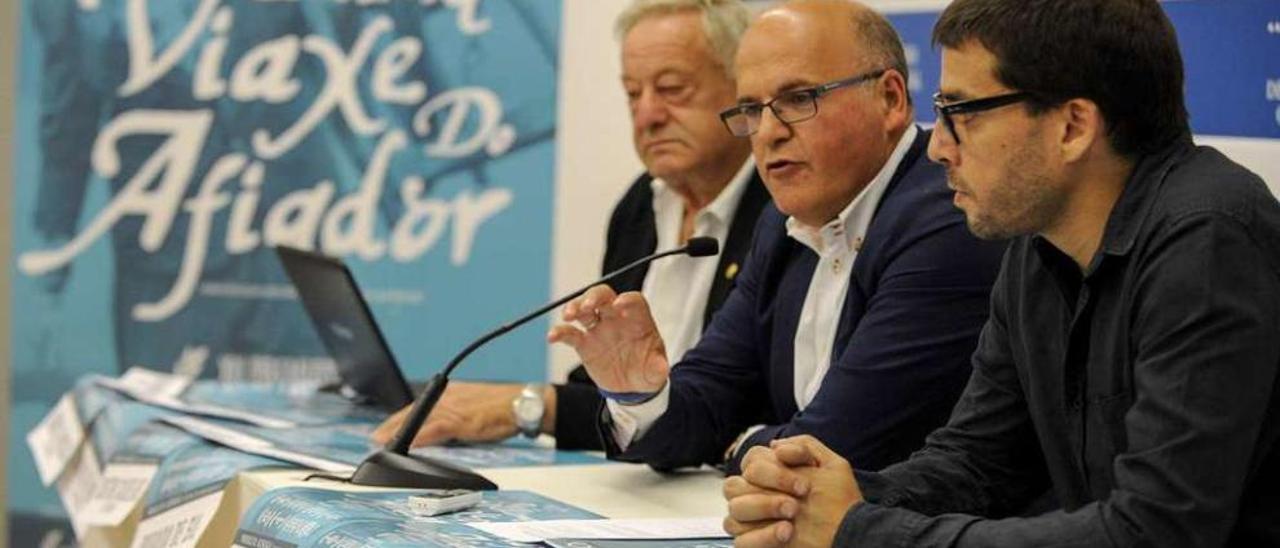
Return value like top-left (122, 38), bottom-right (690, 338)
top-left (275, 246), bottom-right (415, 411)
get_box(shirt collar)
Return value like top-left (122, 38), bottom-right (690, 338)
top-left (786, 125), bottom-right (920, 254)
top-left (1097, 136), bottom-right (1194, 258)
top-left (650, 157), bottom-right (756, 228)
top-left (1030, 136), bottom-right (1193, 279)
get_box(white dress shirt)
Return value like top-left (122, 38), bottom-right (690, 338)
top-left (787, 126), bottom-right (918, 409)
top-left (643, 159), bottom-right (755, 366)
top-left (610, 126), bottom-right (919, 453)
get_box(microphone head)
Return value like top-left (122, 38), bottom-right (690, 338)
top-left (685, 237), bottom-right (720, 258)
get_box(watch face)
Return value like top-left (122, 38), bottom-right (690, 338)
top-left (513, 389), bottom-right (545, 438)
top-left (514, 396), bottom-right (544, 421)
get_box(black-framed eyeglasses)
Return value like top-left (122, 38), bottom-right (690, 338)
top-left (719, 69), bottom-right (887, 137)
top-left (932, 91), bottom-right (1033, 145)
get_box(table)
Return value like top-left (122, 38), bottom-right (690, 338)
top-left (239, 462), bottom-right (727, 520)
top-left (34, 374), bottom-right (730, 547)
top-left (143, 462), bottom-right (724, 547)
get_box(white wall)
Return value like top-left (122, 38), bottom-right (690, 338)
top-left (1195, 136), bottom-right (1280, 197)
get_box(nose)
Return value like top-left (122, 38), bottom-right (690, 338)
top-left (927, 125), bottom-right (957, 167)
top-left (632, 88), bottom-right (670, 132)
top-left (751, 105), bottom-right (792, 149)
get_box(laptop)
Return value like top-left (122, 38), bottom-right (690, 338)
top-left (275, 246), bottom-right (415, 411)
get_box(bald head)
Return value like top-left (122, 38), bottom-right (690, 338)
top-left (750, 0), bottom-right (909, 94)
top-left (733, 0), bottom-right (913, 227)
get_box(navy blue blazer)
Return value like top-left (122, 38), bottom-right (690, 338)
top-left (605, 129), bottom-right (1008, 473)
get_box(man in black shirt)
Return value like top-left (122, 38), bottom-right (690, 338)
top-left (721, 0), bottom-right (1280, 546)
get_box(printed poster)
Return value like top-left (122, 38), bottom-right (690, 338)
top-left (11, 0), bottom-right (563, 541)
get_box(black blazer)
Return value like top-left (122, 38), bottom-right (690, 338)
top-left (553, 169), bottom-right (771, 450)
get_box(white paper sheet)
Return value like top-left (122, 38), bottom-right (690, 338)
top-left (117, 367), bottom-right (194, 401)
top-left (160, 415), bottom-right (355, 474)
top-left (97, 375), bottom-right (296, 429)
top-left (467, 517), bottom-right (729, 543)
top-left (28, 393), bottom-right (86, 486)
top-left (161, 415), bottom-right (274, 450)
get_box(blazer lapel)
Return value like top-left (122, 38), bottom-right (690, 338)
top-left (607, 174), bottom-right (659, 293)
top-left (704, 170), bottom-right (770, 328)
top-left (832, 129), bottom-right (930, 362)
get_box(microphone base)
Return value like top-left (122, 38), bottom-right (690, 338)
top-left (349, 449), bottom-right (498, 490)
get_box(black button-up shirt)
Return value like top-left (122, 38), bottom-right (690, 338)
top-left (837, 139), bottom-right (1280, 547)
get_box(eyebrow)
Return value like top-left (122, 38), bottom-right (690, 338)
top-left (737, 78), bottom-right (818, 104)
top-left (935, 90), bottom-right (971, 103)
top-left (639, 67), bottom-right (695, 78)
top-left (621, 68), bottom-right (694, 84)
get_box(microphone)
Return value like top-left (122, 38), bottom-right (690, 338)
top-left (349, 237), bottom-right (721, 489)
top-left (684, 236), bottom-right (719, 258)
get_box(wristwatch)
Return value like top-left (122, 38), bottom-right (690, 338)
top-left (512, 384), bottom-right (546, 439)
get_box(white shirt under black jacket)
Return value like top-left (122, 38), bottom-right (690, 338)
top-left (643, 158), bottom-right (756, 365)
top-left (609, 126), bottom-right (920, 452)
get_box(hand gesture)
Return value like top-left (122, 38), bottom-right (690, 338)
top-left (546, 284), bottom-right (669, 394)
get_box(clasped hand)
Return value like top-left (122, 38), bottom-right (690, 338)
top-left (723, 435), bottom-right (865, 548)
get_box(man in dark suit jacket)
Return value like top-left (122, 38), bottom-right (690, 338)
top-left (550, 0), bottom-right (1007, 473)
top-left (372, 0), bottom-right (766, 450)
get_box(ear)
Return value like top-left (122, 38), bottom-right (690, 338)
top-left (1059, 98), bottom-right (1105, 164)
top-left (877, 69), bottom-right (911, 133)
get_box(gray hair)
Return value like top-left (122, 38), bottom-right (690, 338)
top-left (614, 0), bottom-right (752, 78)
